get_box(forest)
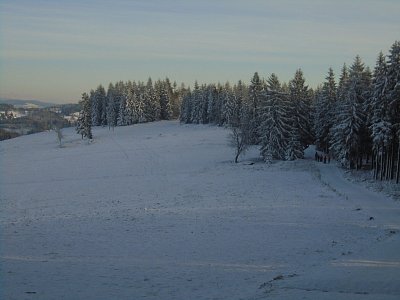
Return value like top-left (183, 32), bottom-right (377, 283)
top-left (76, 41), bottom-right (400, 184)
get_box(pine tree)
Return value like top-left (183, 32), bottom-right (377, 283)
top-left (224, 81), bottom-right (243, 127)
top-left (106, 83), bottom-right (118, 130)
top-left (331, 56), bottom-right (369, 168)
top-left (190, 81), bottom-right (203, 124)
top-left (180, 89), bottom-right (192, 123)
top-left (370, 52), bottom-right (391, 179)
top-left (330, 64), bottom-right (348, 158)
top-left (143, 78), bottom-right (159, 122)
top-left (125, 81), bottom-right (146, 124)
top-left (117, 89), bottom-right (128, 126)
top-left (386, 41), bottom-right (400, 182)
top-left (91, 85), bottom-right (106, 126)
top-left (249, 72), bottom-right (263, 143)
top-left (206, 84), bottom-right (217, 124)
top-left (258, 74), bottom-right (292, 162)
top-left (90, 89), bottom-right (99, 126)
top-left (315, 68), bottom-right (336, 153)
top-left (76, 93), bottom-right (92, 139)
top-left (289, 69), bottom-right (312, 153)
top-left (157, 80), bottom-right (172, 120)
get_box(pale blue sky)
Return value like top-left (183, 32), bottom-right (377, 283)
top-left (0, 0), bottom-right (399, 103)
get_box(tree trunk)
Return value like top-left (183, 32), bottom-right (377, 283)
top-left (391, 143), bottom-right (396, 180)
top-left (396, 141), bottom-right (400, 184)
top-left (373, 149), bottom-right (377, 180)
top-left (380, 148), bottom-right (385, 181)
top-left (386, 146), bottom-right (391, 180)
top-left (387, 144), bottom-right (391, 180)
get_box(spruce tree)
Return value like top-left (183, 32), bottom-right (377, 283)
top-left (258, 74), bottom-right (292, 162)
top-left (315, 68), bottom-right (336, 153)
top-left (370, 52), bottom-right (391, 179)
top-left (191, 81), bottom-right (203, 124)
top-left (76, 93), bottom-right (92, 139)
top-left (386, 41), bottom-right (400, 182)
top-left (157, 80), bottom-right (172, 120)
top-left (143, 78), bottom-right (159, 122)
top-left (288, 69), bottom-right (312, 156)
top-left (331, 56), bottom-right (369, 168)
top-left (179, 89), bottom-right (192, 123)
top-left (249, 72), bottom-right (263, 143)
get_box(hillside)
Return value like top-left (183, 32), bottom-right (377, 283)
top-left (1, 121), bottom-right (399, 299)
top-left (0, 98), bottom-right (57, 108)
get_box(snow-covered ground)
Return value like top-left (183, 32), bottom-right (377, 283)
top-left (1, 121), bottom-right (399, 299)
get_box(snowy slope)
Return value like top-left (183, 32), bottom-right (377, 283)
top-left (1, 121), bottom-right (399, 299)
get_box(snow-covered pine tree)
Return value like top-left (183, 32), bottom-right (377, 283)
top-left (258, 73), bottom-right (292, 162)
top-left (248, 72), bottom-right (263, 143)
top-left (136, 82), bottom-right (146, 123)
top-left (330, 64), bottom-right (349, 158)
top-left (166, 79), bottom-right (180, 119)
top-left (286, 130), bottom-right (304, 161)
top-left (218, 82), bottom-right (230, 126)
top-left (196, 84), bottom-right (208, 124)
top-left (106, 83), bottom-right (118, 130)
top-left (331, 56), bottom-right (370, 168)
top-left (224, 81), bottom-right (243, 127)
top-left (117, 82), bottom-right (128, 126)
top-left (143, 78), bottom-right (159, 122)
top-left (288, 69), bottom-right (312, 156)
top-left (179, 88), bottom-right (192, 123)
top-left (386, 41), bottom-right (400, 183)
top-left (75, 112), bottom-right (84, 139)
top-left (157, 80), bottom-right (172, 120)
top-left (90, 89), bottom-right (99, 126)
top-left (101, 91), bottom-right (108, 127)
top-left (314, 68), bottom-right (336, 153)
top-left (190, 81), bottom-right (203, 124)
top-left (232, 80), bottom-right (246, 126)
top-left (124, 81), bottom-right (136, 125)
top-left (76, 93), bottom-right (92, 139)
top-left (370, 52), bottom-right (391, 179)
top-left (206, 84), bottom-right (217, 124)
top-left (215, 84), bottom-right (225, 126)
top-left (91, 85), bottom-right (106, 126)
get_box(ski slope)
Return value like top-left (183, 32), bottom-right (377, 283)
top-left (1, 121), bottom-right (399, 299)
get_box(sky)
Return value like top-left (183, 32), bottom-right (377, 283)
top-left (0, 0), bottom-right (399, 104)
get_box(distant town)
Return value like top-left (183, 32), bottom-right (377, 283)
top-left (0, 100), bottom-right (80, 140)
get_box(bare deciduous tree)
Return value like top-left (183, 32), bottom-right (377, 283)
top-left (229, 122), bottom-right (251, 163)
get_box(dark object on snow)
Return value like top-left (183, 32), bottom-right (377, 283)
top-left (323, 156), bottom-right (327, 164)
top-left (369, 216), bottom-right (374, 220)
top-left (273, 275), bottom-right (284, 281)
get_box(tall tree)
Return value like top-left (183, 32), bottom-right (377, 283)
top-left (331, 56), bottom-right (370, 168)
top-left (157, 80), bottom-right (172, 120)
top-left (289, 69), bottom-right (313, 152)
top-left (258, 74), bottom-right (292, 162)
top-left (143, 78), bottom-right (159, 122)
top-left (248, 72), bottom-right (263, 143)
top-left (386, 41), bottom-right (400, 182)
top-left (315, 68), bottom-right (337, 153)
top-left (76, 93), bottom-right (92, 139)
top-left (370, 51), bottom-right (391, 179)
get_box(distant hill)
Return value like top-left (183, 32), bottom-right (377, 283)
top-left (0, 98), bottom-right (57, 108)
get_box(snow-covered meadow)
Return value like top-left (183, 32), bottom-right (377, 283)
top-left (1, 121), bottom-right (399, 299)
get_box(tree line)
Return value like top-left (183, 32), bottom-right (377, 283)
top-left (76, 41), bottom-right (399, 183)
top-left (76, 78), bottom-right (185, 139)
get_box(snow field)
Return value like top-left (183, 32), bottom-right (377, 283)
top-left (1, 121), bottom-right (399, 299)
